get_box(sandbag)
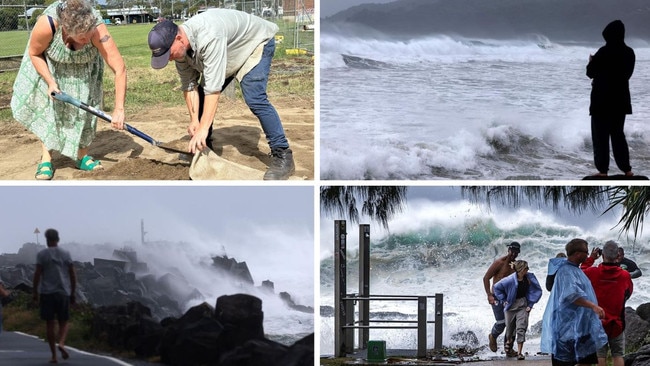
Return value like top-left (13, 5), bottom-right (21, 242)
top-left (189, 149), bottom-right (263, 180)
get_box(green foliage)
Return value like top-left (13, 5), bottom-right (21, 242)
top-left (0, 8), bottom-right (21, 31)
top-left (3, 292), bottom-right (47, 336)
top-left (2, 291), bottom-right (131, 356)
top-left (29, 9), bottom-right (45, 28)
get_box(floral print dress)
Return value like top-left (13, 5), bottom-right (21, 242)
top-left (10, 1), bottom-right (104, 159)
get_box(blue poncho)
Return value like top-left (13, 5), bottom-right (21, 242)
top-left (547, 257), bottom-right (567, 276)
top-left (540, 260), bottom-right (607, 362)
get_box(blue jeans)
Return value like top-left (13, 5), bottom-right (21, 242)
top-left (490, 300), bottom-right (506, 339)
top-left (240, 38), bottom-right (289, 150)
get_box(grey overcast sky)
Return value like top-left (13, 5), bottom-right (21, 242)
top-left (321, 0), bottom-right (397, 18)
top-left (0, 185), bottom-right (314, 255)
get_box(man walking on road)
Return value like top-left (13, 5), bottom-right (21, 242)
top-left (33, 228), bottom-right (77, 364)
top-left (483, 241), bottom-right (520, 352)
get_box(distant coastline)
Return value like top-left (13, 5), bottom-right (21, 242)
top-left (324, 0), bottom-right (650, 43)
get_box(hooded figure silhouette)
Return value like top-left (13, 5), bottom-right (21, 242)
top-left (586, 20), bottom-right (635, 176)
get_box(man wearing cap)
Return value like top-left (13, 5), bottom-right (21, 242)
top-left (32, 228), bottom-right (76, 363)
top-left (147, 11), bottom-right (295, 180)
top-left (482, 241), bottom-right (520, 352)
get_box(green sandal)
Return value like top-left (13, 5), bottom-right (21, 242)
top-left (35, 162), bottom-right (54, 180)
top-left (76, 155), bottom-right (103, 171)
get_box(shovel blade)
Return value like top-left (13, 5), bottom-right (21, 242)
top-left (154, 142), bottom-right (192, 160)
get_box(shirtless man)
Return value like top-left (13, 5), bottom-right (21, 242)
top-left (483, 241), bottom-right (520, 352)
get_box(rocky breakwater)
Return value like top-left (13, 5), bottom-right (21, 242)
top-left (0, 245), bottom-right (313, 321)
top-left (622, 303), bottom-right (650, 366)
top-left (91, 294), bottom-right (314, 366)
top-left (0, 260), bottom-right (193, 320)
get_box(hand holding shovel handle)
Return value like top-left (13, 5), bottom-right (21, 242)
top-left (51, 91), bottom-right (191, 157)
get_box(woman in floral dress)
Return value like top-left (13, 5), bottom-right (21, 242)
top-left (11, 0), bottom-right (126, 179)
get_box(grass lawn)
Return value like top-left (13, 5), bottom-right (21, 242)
top-left (0, 19), bottom-right (313, 121)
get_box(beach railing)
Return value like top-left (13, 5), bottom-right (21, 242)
top-left (334, 220), bottom-right (444, 359)
top-left (337, 293), bottom-right (444, 358)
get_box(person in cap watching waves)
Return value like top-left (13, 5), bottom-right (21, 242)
top-left (483, 241), bottom-right (521, 353)
top-left (147, 11), bottom-right (295, 180)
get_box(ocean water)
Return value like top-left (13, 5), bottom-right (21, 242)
top-left (320, 27), bottom-right (650, 180)
top-left (319, 199), bottom-right (650, 357)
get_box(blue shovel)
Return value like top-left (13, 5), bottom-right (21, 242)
top-left (51, 91), bottom-right (191, 159)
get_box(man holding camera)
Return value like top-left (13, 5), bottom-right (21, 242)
top-left (581, 241), bottom-right (633, 366)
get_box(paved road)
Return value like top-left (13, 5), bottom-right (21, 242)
top-left (0, 331), bottom-right (136, 365)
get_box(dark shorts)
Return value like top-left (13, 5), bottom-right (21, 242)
top-left (552, 352), bottom-right (598, 366)
top-left (39, 293), bottom-right (69, 322)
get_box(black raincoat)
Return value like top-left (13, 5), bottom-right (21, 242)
top-left (586, 20), bottom-right (635, 116)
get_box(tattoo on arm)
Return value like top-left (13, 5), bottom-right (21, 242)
top-left (99, 35), bottom-right (111, 43)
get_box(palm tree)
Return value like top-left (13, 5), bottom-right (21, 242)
top-left (320, 186), bottom-right (407, 229)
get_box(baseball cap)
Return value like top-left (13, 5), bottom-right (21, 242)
top-left (148, 20), bottom-right (178, 69)
top-left (507, 241), bottom-right (521, 252)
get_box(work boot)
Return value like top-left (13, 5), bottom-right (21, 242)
top-left (264, 147), bottom-right (295, 180)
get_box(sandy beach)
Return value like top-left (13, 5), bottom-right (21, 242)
top-left (0, 94), bottom-right (313, 180)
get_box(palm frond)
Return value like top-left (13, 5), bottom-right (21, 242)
top-left (603, 187), bottom-right (650, 238)
top-left (320, 186), bottom-right (407, 229)
top-left (461, 186), bottom-right (607, 213)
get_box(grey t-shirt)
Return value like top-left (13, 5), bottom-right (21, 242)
top-left (176, 9), bottom-right (278, 94)
top-left (36, 247), bottom-right (73, 295)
